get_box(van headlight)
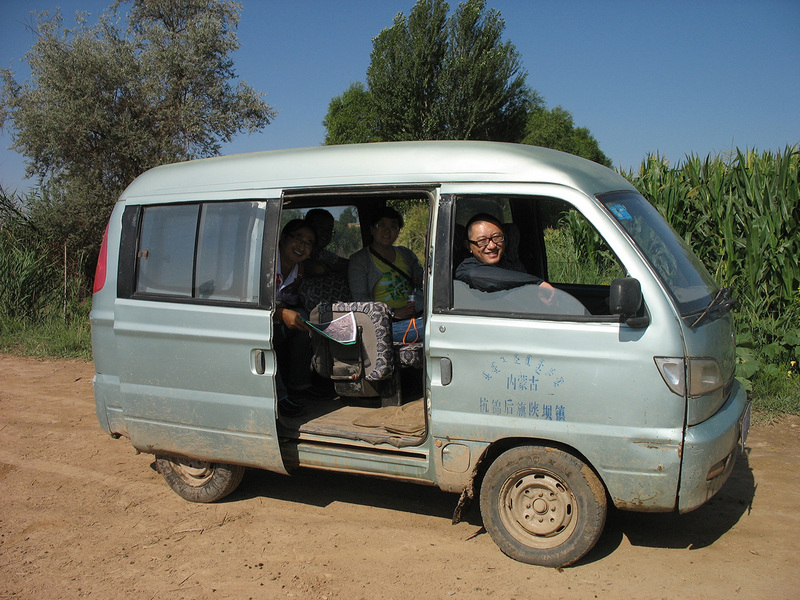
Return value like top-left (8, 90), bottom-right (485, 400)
top-left (654, 357), bottom-right (723, 397)
top-left (688, 358), bottom-right (723, 397)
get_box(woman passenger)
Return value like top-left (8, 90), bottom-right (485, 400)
top-left (348, 207), bottom-right (423, 343)
top-left (273, 219), bottom-right (316, 417)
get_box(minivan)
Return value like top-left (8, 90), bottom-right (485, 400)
top-left (91, 141), bottom-right (749, 567)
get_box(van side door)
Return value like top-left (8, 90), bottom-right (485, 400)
top-left (114, 198), bottom-right (287, 474)
top-left (427, 186), bottom-right (687, 511)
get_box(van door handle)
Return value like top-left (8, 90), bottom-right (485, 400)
top-left (254, 350), bottom-right (266, 375)
top-left (440, 358), bottom-right (452, 386)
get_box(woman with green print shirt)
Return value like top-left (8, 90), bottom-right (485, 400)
top-left (348, 207), bottom-right (423, 343)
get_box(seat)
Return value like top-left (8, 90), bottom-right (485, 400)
top-left (300, 270), bottom-right (423, 371)
top-left (452, 280), bottom-right (590, 316)
top-left (299, 271), bottom-right (352, 313)
top-left (310, 300), bottom-right (403, 406)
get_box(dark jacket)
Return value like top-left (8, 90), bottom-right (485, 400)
top-left (455, 256), bottom-right (543, 292)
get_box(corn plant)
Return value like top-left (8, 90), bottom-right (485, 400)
top-left (622, 145), bottom-right (800, 393)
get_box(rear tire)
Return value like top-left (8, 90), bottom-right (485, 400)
top-left (479, 445), bottom-right (606, 567)
top-left (155, 455), bottom-right (245, 503)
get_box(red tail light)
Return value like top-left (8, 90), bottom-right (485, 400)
top-left (93, 222), bottom-right (110, 294)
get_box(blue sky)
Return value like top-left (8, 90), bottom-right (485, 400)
top-left (1, 0), bottom-right (798, 194)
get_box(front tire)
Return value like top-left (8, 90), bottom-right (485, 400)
top-left (155, 455), bottom-right (245, 503)
top-left (479, 445), bottom-right (607, 567)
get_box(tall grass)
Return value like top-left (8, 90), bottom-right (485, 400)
top-left (0, 305), bottom-right (92, 360)
top-left (0, 187), bottom-right (92, 358)
top-left (0, 234), bottom-right (58, 321)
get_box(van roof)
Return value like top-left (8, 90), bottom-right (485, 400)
top-left (120, 141), bottom-right (636, 201)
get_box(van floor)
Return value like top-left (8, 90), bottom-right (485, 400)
top-left (278, 372), bottom-right (426, 448)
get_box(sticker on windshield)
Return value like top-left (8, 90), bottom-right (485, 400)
top-left (608, 203), bottom-right (632, 221)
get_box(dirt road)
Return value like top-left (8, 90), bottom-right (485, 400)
top-left (1, 355), bottom-right (798, 599)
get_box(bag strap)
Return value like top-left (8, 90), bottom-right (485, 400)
top-left (369, 246), bottom-right (414, 284)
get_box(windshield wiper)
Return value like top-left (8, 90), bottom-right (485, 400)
top-left (691, 286), bottom-right (737, 328)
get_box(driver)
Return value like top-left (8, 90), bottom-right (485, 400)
top-left (455, 213), bottom-right (555, 294)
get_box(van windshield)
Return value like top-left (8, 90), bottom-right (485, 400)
top-left (598, 191), bottom-right (719, 316)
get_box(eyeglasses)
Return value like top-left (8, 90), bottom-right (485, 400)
top-left (374, 221), bottom-right (400, 232)
top-left (468, 233), bottom-right (504, 249)
top-left (288, 232), bottom-right (314, 249)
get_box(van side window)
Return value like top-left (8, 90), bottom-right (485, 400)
top-left (135, 201), bottom-right (265, 303)
top-left (539, 197), bottom-right (625, 287)
top-left (196, 202), bottom-right (265, 301)
top-left (136, 204), bottom-right (198, 296)
top-left (451, 195), bottom-right (624, 318)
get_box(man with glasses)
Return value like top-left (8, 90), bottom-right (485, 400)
top-left (455, 213), bottom-right (555, 294)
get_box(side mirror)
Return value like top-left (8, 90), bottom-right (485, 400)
top-left (610, 278), bottom-right (649, 328)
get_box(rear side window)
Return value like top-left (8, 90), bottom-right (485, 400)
top-left (137, 205), bottom-right (198, 296)
top-left (134, 201), bottom-right (266, 303)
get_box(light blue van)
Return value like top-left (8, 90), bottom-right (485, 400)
top-left (90, 141), bottom-right (749, 567)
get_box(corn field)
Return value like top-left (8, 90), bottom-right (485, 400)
top-left (622, 146), bottom-right (800, 385)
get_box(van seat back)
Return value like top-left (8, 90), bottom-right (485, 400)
top-left (299, 272), bottom-right (352, 313)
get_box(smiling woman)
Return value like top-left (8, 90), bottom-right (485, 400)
top-left (348, 207), bottom-right (424, 344)
top-left (273, 219), bottom-right (317, 417)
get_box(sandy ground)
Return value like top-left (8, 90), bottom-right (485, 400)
top-left (1, 354), bottom-right (798, 600)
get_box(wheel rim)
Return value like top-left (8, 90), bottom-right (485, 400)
top-left (170, 458), bottom-right (215, 487)
top-left (498, 469), bottom-right (578, 548)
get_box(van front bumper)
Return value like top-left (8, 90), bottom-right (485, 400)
top-left (678, 379), bottom-right (749, 513)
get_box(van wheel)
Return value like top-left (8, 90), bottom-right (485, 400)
top-left (155, 455), bottom-right (245, 503)
top-left (479, 445), bottom-right (606, 567)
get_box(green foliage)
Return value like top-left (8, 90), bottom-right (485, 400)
top-left (367, 0), bottom-right (449, 141)
top-left (622, 146), bottom-right (800, 396)
top-left (748, 367), bottom-right (800, 421)
top-left (0, 231), bottom-right (58, 322)
top-left (0, 186), bottom-right (91, 358)
top-left (545, 225), bottom-right (620, 285)
top-left (328, 206), bottom-right (364, 258)
top-left (325, 0), bottom-right (538, 144)
top-left (436, 0), bottom-right (533, 141)
top-left (522, 106), bottom-right (612, 167)
top-left (323, 0), bottom-right (611, 166)
top-left (394, 201), bottom-right (430, 264)
top-left (0, 0), bottom-right (275, 285)
top-left (323, 82), bottom-right (380, 145)
top-left (329, 221), bottom-right (363, 260)
top-left (0, 187), bottom-right (56, 321)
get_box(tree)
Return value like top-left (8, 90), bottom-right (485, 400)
top-left (437, 0), bottom-right (535, 140)
top-left (367, 0), bottom-right (449, 141)
top-left (522, 106), bottom-right (612, 167)
top-left (0, 0), bottom-right (275, 284)
top-left (323, 82), bottom-right (380, 145)
top-left (324, 0), bottom-right (538, 144)
top-left (323, 0), bottom-right (613, 167)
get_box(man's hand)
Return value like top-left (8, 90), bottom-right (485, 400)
top-left (538, 281), bottom-right (557, 305)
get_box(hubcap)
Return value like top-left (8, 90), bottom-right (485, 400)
top-left (499, 470), bottom-right (577, 547)
top-left (172, 458), bottom-right (214, 487)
